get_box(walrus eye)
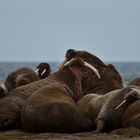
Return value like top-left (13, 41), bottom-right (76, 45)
top-left (115, 100), bottom-right (126, 110)
top-left (57, 57), bottom-right (68, 70)
top-left (41, 69), bottom-right (47, 76)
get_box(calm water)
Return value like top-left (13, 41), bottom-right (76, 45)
top-left (0, 62), bottom-right (140, 84)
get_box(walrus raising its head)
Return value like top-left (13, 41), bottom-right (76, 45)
top-left (57, 49), bottom-right (123, 95)
top-left (21, 57), bottom-right (99, 133)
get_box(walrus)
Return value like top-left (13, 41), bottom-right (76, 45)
top-left (0, 82), bottom-right (7, 98)
top-left (35, 62), bottom-right (51, 79)
top-left (4, 67), bottom-right (38, 92)
top-left (121, 77), bottom-right (140, 128)
top-left (94, 85), bottom-right (140, 132)
top-left (0, 57), bottom-right (99, 130)
top-left (57, 49), bottom-right (123, 95)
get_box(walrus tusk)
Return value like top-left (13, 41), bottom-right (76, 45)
top-left (35, 69), bottom-right (39, 74)
top-left (57, 58), bottom-right (67, 70)
top-left (41, 69), bottom-right (47, 76)
top-left (84, 62), bottom-right (100, 79)
top-left (115, 100), bottom-right (126, 110)
top-left (63, 58), bottom-right (101, 79)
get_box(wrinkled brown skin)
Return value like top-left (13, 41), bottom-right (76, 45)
top-left (0, 58), bottom-right (90, 131)
top-left (95, 85), bottom-right (140, 133)
top-left (78, 93), bottom-right (110, 129)
top-left (64, 49), bottom-right (123, 95)
top-left (122, 100), bottom-right (140, 129)
top-left (21, 82), bottom-right (93, 133)
top-left (4, 67), bottom-right (38, 92)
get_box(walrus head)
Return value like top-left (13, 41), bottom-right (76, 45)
top-left (115, 87), bottom-right (140, 110)
top-left (59, 57), bottom-right (100, 101)
top-left (57, 49), bottom-right (124, 95)
top-left (35, 62), bottom-right (51, 79)
top-left (58, 49), bottom-right (100, 79)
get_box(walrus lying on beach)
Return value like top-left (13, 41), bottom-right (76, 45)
top-left (78, 85), bottom-right (140, 133)
top-left (58, 49), bottom-right (123, 95)
top-left (0, 63), bottom-right (51, 98)
top-left (0, 57), bottom-right (99, 130)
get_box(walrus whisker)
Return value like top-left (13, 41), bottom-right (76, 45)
top-left (41, 69), bottom-right (47, 76)
top-left (115, 100), bottom-right (126, 110)
top-left (84, 62), bottom-right (100, 79)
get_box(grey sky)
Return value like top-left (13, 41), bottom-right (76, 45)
top-left (0, 0), bottom-right (140, 62)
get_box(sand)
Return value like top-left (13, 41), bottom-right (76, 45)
top-left (0, 127), bottom-right (140, 140)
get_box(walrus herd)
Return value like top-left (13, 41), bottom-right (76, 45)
top-left (0, 49), bottom-right (140, 133)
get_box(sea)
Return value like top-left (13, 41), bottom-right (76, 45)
top-left (0, 62), bottom-right (140, 85)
